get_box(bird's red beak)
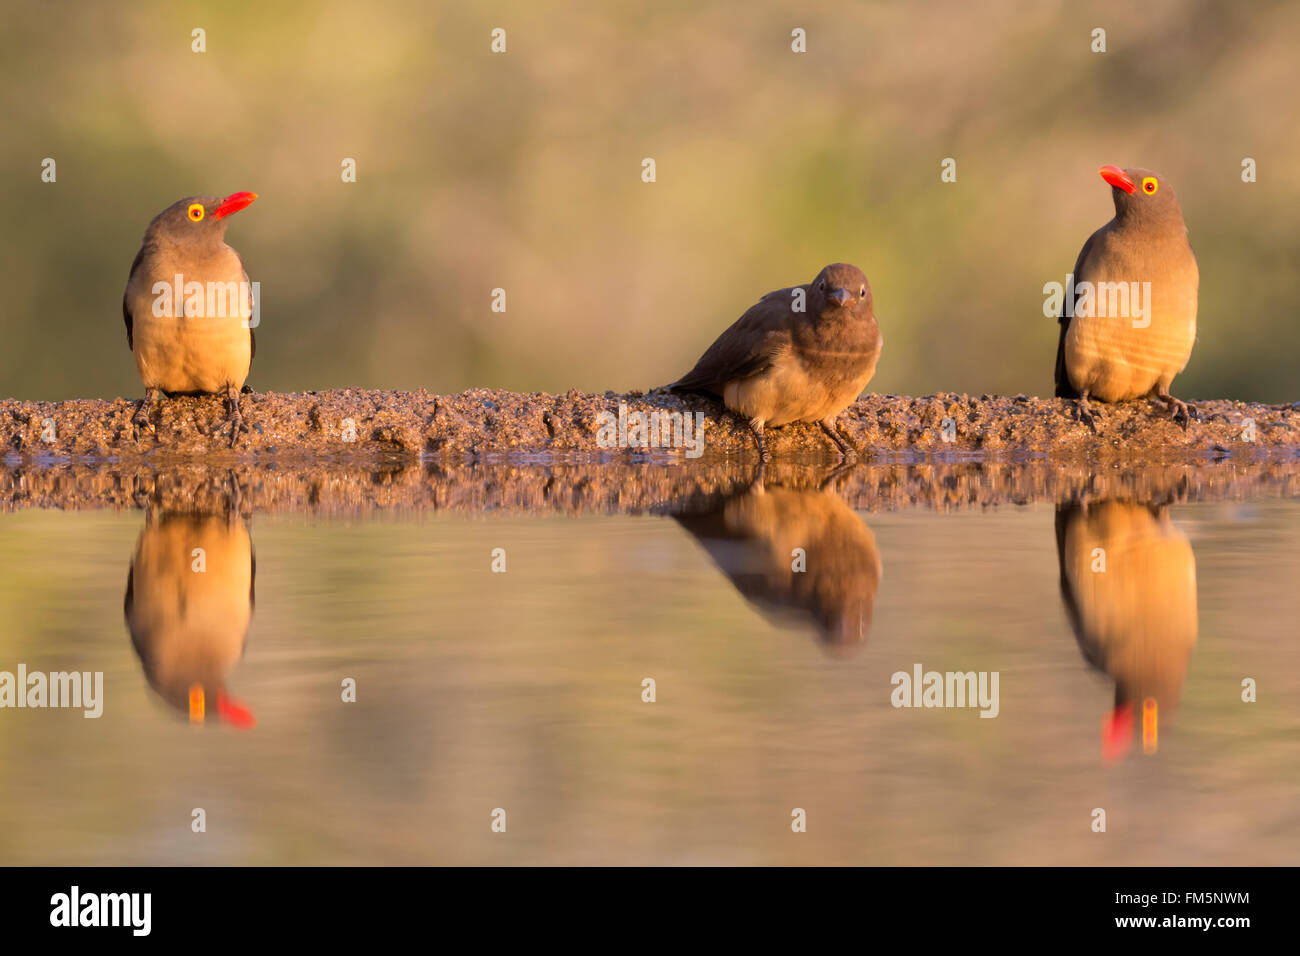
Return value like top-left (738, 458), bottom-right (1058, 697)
top-left (216, 690), bottom-right (256, 729)
top-left (211, 191), bottom-right (258, 220)
top-left (1101, 703), bottom-right (1134, 764)
top-left (1098, 165), bottom-right (1136, 195)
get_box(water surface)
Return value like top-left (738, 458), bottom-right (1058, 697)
top-left (0, 460), bottom-right (1296, 865)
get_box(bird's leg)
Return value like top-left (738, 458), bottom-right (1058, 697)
top-left (224, 468), bottom-right (244, 524)
top-left (1073, 391), bottom-right (1099, 433)
top-left (745, 417), bottom-right (771, 462)
top-left (818, 417), bottom-right (859, 463)
top-left (1154, 385), bottom-right (1195, 429)
top-left (132, 387), bottom-right (160, 438)
top-left (818, 461), bottom-right (856, 494)
top-left (222, 383), bottom-right (249, 448)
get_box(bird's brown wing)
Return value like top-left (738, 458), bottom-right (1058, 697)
top-left (669, 289), bottom-right (798, 394)
top-left (122, 245), bottom-right (146, 351)
top-left (1054, 231), bottom-right (1097, 398)
top-left (236, 251), bottom-right (255, 364)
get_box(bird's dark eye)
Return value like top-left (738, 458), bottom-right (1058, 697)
top-left (859, 285), bottom-right (865, 297)
top-left (817, 280), bottom-right (824, 291)
top-left (187, 203), bottom-right (205, 221)
top-left (1141, 177), bottom-right (1158, 194)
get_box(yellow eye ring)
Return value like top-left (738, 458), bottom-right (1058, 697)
top-left (187, 203), bottom-right (205, 221)
top-left (1141, 177), bottom-right (1158, 194)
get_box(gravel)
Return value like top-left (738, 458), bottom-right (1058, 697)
top-left (2, 388), bottom-right (1297, 464)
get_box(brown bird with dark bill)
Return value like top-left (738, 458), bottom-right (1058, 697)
top-left (1054, 166), bottom-right (1199, 429)
top-left (668, 263), bottom-right (882, 461)
top-left (673, 474), bottom-right (883, 655)
top-left (123, 192), bottom-right (258, 445)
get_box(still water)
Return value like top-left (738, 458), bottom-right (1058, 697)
top-left (0, 460), bottom-right (1296, 865)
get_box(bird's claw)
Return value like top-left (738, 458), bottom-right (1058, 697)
top-left (1155, 394), bottom-right (1195, 429)
top-left (1170, 400), bottom-right (1195, 430)
top-left (819, 419), bottom-right (860, 463)
top-left (215, 389), bottom-right (251, 448)
top-left (131, 393), bottom-right (158, 440)
top-left (1073, 400), bottom-right (1099, 434)
top-left (744, 416), bottom-right (770, 463)
top-left (131, 410), bottom-right (154, 440)
top-left (224, 410), bottom-right (250, 448)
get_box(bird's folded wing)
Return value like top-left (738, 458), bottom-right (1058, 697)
top-left (671, 291), bottom-right (796, 392)
top-left (240, 259), bottom-right (256, 362)
top-left (123, 245), bottom-right (146, 351)
top-left (1054, 230), bottom-right (1097, 398)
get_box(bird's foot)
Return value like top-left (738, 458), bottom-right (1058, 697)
top-left (819, 418), bottom-right (860, 463)
top-left (224, 409), bottom-right (249, 448)
top-left (131, 389), bottom-right (160, 440)
top-left (1163, 396), bottom-right (1195, 429)
top-left (130, 406), bottom-right (152, 439)
top-left (221, 388), bottom-right (250, 448)
top-left (1073, 398), bottom-right (1099, 433)
top-left (747, 421), bottom-right (771, 462)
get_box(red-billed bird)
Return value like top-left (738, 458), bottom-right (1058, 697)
top-left (1055, 499), bottom-right (1197, 763)
top-left (1054, 166), bottom-right (1198, 428)
top-left (125, 510), bottom-right (257, 729)
top-left (123, 191), bottom-right (259, 445)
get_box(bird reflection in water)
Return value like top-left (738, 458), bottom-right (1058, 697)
top-left (672, 470), bottom-right (882, 655)
top-left (1055, 499), bottom-right (1198, 762)
top-left (124, 499), bottom-right (256, 728)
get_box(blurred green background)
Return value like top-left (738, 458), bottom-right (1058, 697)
top-left (2, 0), bottom-right (1296, 402)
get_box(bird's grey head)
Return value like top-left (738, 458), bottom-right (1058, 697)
top-left (811, 263), bottom-right (871, 314)
top-left (146, 191), bottom-right (258, 245)
top-left (1099, 166), bottom-right (1184, 228)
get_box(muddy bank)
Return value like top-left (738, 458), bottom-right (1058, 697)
top-left (1, 388), bottom-right (1298, 463)
top-left (3, 457), bottom-right (1298, 517)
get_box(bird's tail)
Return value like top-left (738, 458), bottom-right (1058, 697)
top-left (1053, 318), bottom-right (1080, 399)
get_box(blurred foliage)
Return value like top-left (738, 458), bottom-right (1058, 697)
top-left (1, 0), bottom-right (1296, 402)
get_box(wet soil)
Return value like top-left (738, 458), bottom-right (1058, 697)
top-left (2, 388), bottom-right (1297, 464)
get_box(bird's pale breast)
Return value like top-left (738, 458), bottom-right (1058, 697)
top-left (1060, 502), bottom-right (1197, 708)
top-left (1065, 233), bottom-right (1198, 402)
top-left (127, 516), bottom-right (253, 703)
top-left (128, 246), bottom-right (253, 394)
top-left (724, 337), bottom-right (881, 427)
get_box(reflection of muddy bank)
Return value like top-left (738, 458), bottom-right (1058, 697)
top-left (673, 475), bottom-right (882, 654)
top-left (3, 457), bottom-right (1299, 517)
top-left (1, 388), bottom-right (1297, 461)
